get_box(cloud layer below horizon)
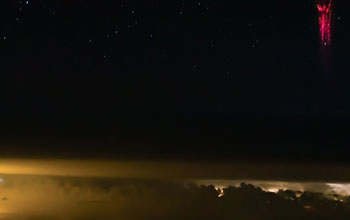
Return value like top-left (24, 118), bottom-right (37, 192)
top-left (1, 159), bottom-right (350, 219)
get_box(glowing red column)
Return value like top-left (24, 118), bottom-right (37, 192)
top-left (316, 0), bottom-right (332, 46)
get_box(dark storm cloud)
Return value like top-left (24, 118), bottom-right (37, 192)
top-left (1, 175), bottom-right (350, 220)
top-left (0, 160), bottom-right (350, 219)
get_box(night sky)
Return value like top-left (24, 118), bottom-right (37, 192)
top-left (1, 0), bottom-right (350, 161)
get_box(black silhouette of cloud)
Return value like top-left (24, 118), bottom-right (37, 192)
top-left (0, 175), bottom-right (349, 220)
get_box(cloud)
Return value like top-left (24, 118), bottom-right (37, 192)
top-left (0, 175), bottom-right (349, 220)
top-left (1, 160), bottom-right (350, 219)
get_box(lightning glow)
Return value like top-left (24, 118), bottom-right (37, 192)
top-left (316, 0), bottom-right (333, 46)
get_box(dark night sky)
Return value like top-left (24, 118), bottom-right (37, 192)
top-left (1, 0), bottom-right (350, 161)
